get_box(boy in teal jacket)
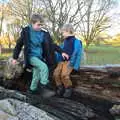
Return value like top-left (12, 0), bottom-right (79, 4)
top-left (53, 24), bottom-right (83, 98)
top-left (12, 14), bottom-right (69, 97)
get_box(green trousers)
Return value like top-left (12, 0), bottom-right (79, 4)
top-left (29, 56), bottom-right (49, 91)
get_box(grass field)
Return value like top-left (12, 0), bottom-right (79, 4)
top-left (0, 53), bottom-right (12, 60)
top-left (0, 45), bottom-right (120, 65)
top-left (85, 45), bottom-right (120, 65)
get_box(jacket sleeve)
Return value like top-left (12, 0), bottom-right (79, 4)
top-left (69, 40), bottom-right (83, 70)
top-left (52, 43), bottom-right (64, 53)
top-left (13, 29), bottom-right (24, 59)
top-left (43, 32), bottom-right (65, 67)
top-left (42, 32), bottom-right (55, 66)
top-left (43, 32), bottom-right (64, 53)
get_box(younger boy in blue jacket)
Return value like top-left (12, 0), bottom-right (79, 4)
top-left (53, 24), bottom-right (83, 98)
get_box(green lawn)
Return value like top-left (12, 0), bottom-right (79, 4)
top-left (0, 53), bottom-right (12, 60)
top-left (0, 45), bottom-right (120, 65)
top-left (85, 45), bottom-right (120, 65)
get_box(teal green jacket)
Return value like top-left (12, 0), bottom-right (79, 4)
top-left (28, 25), bottom-right (44, 59)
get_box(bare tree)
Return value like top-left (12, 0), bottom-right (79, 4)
top-left (77, 0), bottom-right (115, 49)
top-left (41, 0), bottom-right (84, 42)
top-left (0, 0), bottom-right (10, 49)
top-left (8, 0), bottom-right (44, 25)
top-left (7, 0), bottom-right (115, 48)
top-left (41, 0), bottom-right (114, 46)
top-left (0, 0), bottom-right (5, 36)
top-left (7, 19), bottom-right (21, 42)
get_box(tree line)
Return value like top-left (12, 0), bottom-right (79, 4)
top-left (0, 0), bottom-right (116, 49)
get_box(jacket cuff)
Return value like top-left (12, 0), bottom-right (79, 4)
top-left (13, 54), bottom-right (18, 60)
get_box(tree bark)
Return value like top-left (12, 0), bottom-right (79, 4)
top-left (70, 65), bottom-right (120, 103)
top-left (0, 62), bottom-right (120, 103)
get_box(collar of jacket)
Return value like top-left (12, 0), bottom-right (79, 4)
top-left (28, 24), bottom-right (48, 32)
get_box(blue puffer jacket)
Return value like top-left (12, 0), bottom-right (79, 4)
top-left (56, 38), bottom-right (83, 71)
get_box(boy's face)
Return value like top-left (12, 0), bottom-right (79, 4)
top-left (32, 21), bottom-right (44, 31)
top-left (61, 30), bottom-right (70, 38)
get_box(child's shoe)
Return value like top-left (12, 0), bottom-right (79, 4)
top-left (27, 89), bottom-right (40, 95)
top-left (40, 84), bottom-right (55, 98)
top-left (56, 85), bottom-right (64, 96)
top-left (63, 87), bottom-right (73, 98)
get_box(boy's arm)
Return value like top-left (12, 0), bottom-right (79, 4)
top-left (45, 31), bottom-right (64, 53)
top-left (42, 32), bottom-right (69, 66)
top-left (13, 29), bottom-right (24, 60)
top-left (42, 32), bottom-right (56, 66)
top-left (46, 33), bottom-right (69, 60)
top-left (43, 32), bottom-right (68, 54)
top-left (52, 43), bottom-right (64, 54)
top-left (52, 43), bottom-right (69, 60)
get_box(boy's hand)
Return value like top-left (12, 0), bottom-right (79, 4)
top-left (12, 59), bottom-right (17, 65)
top-left (62, 53), bottom-right (69, 60)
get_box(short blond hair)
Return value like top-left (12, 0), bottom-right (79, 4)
top-left (61, 24), bottom-right (74, 34)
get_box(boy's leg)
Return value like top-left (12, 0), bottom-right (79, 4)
top-left (53, 62), bottom-right (63, 86)
top-left (29, 57), bottom-right (49, 91)
top-left (53, 62), bottom-right (65, 96)
top-left (61, 61), bottom-right (73, 98)
top-left (61, 61), bottom-right (73, 88)
top-left (30, 67), bottom-right (40, 91)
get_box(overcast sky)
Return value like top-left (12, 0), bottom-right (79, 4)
top-left (107, 0), bottom-right (120, 36)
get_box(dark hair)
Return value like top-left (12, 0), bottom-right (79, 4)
top-left (30, 14), bottom-right (44, 24)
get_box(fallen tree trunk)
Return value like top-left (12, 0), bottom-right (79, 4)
top-left (0, 62), bottom-right (120, 119)
top-left (72, 65), bottom-right (120, 86)
top-left (70, 65), bottom-right (120, 103)
top-left (1, 63), bottom-right (120, 102)
top-left (0, 61), bottom-right (120, 102)
top-left (0, 86), bottom-right (114, 120)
